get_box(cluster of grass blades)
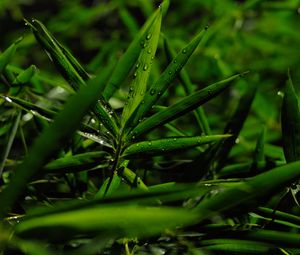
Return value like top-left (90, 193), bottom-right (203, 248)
top-left (1, 1), bottom-right (300, 254)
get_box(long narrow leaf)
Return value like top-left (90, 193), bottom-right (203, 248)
top-left (44, 151), bottom-right (109, 174)
top-left (281, 72), bottom-right (300, 162)
top-left (121, 7), bottom-right (162, 125)
top-left (25, 19), bottom-right (119, 137)
top-left (122, 135), bottom-right (230, 158)
top-left (15, 205), bottom-right (198, 241)
top-left (124, 28), bottom-right (208, 132)
top-left (127, 73), bottom-right (243, 141)
top-left (163, 35), bottom-right (211, 135)
top-left (103, 0), bottom-right (169, 99)
top-left (0, 37), bottom-right (22, 74)
top-left (0, 69), bottom-right (112, 218)
top-left (196, 160), bottom-right (300, 222)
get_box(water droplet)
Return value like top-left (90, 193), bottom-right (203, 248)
top-left (133, 72), bottom-right (137, 78)
top-left (150, 89), bottom-right (156, 95)
top-left (168, 71), bottom-right (172, 75)
top-left (137, 144), bottom-right (140, 147)
top-left (129, 86), bottom-right (134, 92)
top-left (162, 148), bottom-right (165, 151)
top-left (151, 56), bottom-right (154, 60)
top-left (136, 63), bottom-right (140, 69)
top-left (205, 25), bottom-right (209, 30)
top-left (146, 34), bottom-right (152, 40)
top-left (173, 138), bottom-right (177, 141)
top-left (235, 138), bottom-right (240, 144)
top-left (277, 91), bottom-right (284, 97)
top-left (147, 49), bottom-right (151, 54)
top-left (157, 91), bottom-right (162, 96)
top-left (140, 40), bottom-right (145, 47)
top-left (297, 7), bottom-right (300, 14)
top-left (182, 49), bottom-right (187, 54)
top-left (25, 22), bottom-right (28, 26)
top-left (148, 142), bottom-right (152, 146)
top-left (31, 19), bottom-right (35, 23)
top-left (207, 89), bottom-right (212, 95)
top-left (173, 59), bottom-right (177, 64)
top-left (3, 96), bottom-right (12, 103)
top-left (141, 100), bottom-right (145, 104)
top-left (143, 64), bottom-right (149, 71)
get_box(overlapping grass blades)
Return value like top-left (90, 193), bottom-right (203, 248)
top-left (25, 19), bottom-right (119, 137)
top-left (121, 6), bottom-right (162, 126)
top-left (103, 0), bottom-right (169, 100)
top-left (122, 135), bottom-right (230, 158)
top-left (124, 27), bottom-right (208, 132)
top-left (126, 73), bottom-right (243, 141)
top-left (0, 69), bottom-right (112, 218)
top-left (281, 72), bottom-right (300, 162)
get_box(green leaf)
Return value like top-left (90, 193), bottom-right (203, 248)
top-left (44, 151), bottom-right (109, 174)
top-left (95, 172), bottom-right (121, 199)
top-left (0, 111), bottom-right (21, 177)
top-left (12, 65), bottom-right (37, 85)
top-left (0, 37), bottom-right (22, 74)
top-left (122, 135), bottom-right (230, 158)
top-left (163, 35), bottom-right (211, 135)
top-left (127, 73), bottom-right (243, 141)
top-left (124, 27), bottom-right (208, 132)
top-left (103, 0), bottom-right (169, 99)
top-left (281, 72), bottom-right (300, 162)
top-left (15, 205), bottom-right (198, 241)
top-left (0, 68), bottom-right (113, 218)
top-left (121, 7), bottom-right (162, 126)
top-left (25, 19), bottom-right (119, 137)
top-left (196, 160), bottom-right (300, 222)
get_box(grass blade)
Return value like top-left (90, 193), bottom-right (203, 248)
top-left (122, 135), bottom-right (230, 158)
top-left (196, 160), bottom-right (300, 222)
top-left (44, 151), bottom-right (109, 174)
top-left (15, 205), bottom-right (198, 241)
top-left (121, 7), bottom-right (162, 126)
top-left (103, 0), bottom-right (169, 99)
top-left (25, 19), bottom-right (119, 137)
top-left (12, 65), bottom-right (37, 85)
top-left (281, 71), bottom-right (300, 162)
top-left (0, 111), bottom-right (21, 177)
top-left (0, 70), bottom-right (112, 218)
top-left (124, 28), bottom-right (207, 132)
top-left (163, 35), bottom-right (211, 135)
top-left (0, 37), bottom-right (22, 74)
top-left (127, 73), bottom-right (243, 141)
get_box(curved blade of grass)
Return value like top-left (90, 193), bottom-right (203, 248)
top-left (103, 0), bottom-right (169, 99)
top-left (127, 73), bottom-right (243, 141)
top-left (213, 81), bottom-right (258, 172)
top-left (0, 111), bottom-right (21, 177)
top-left (251, 126), bottom-right (266, 173)
top-left (257, 207), bottom-right (300, 226)
top-left (163, 35), bottom-right (211, 135)
top-left (43, 151), bottom-right (109, 174)
top-left (0, 69), bottom-right (112, 218)
top-left (12, 65), bottom-right (36, 85)
top-left (25, 19), bottom-right (119, 137)
top-left (201, 239), bottom-right (275, 254)
top-left (15, 205), bottom-right (198, 241)
top-left (124, 28), bottom-right (207, 132)
top-left (122, 135), bottom-right (230, 158)
top-left (196, 160), bottom-right (300, 222)
top-left (121, 7), bottom-right (162, 126)
top-left (118, 166), bottom-right (148, 191)
top-left (95, 172), bottom-right (121, 199)
top-left (281, 72), bottom-right (300, 162)
top-left (0, 37), bottom-right (22, 74)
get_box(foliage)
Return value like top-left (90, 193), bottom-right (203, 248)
top-left (1, 0), bottom-right (300, 254)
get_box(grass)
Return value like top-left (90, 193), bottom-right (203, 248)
top-left (1, 0), bottom-right (300, 254)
